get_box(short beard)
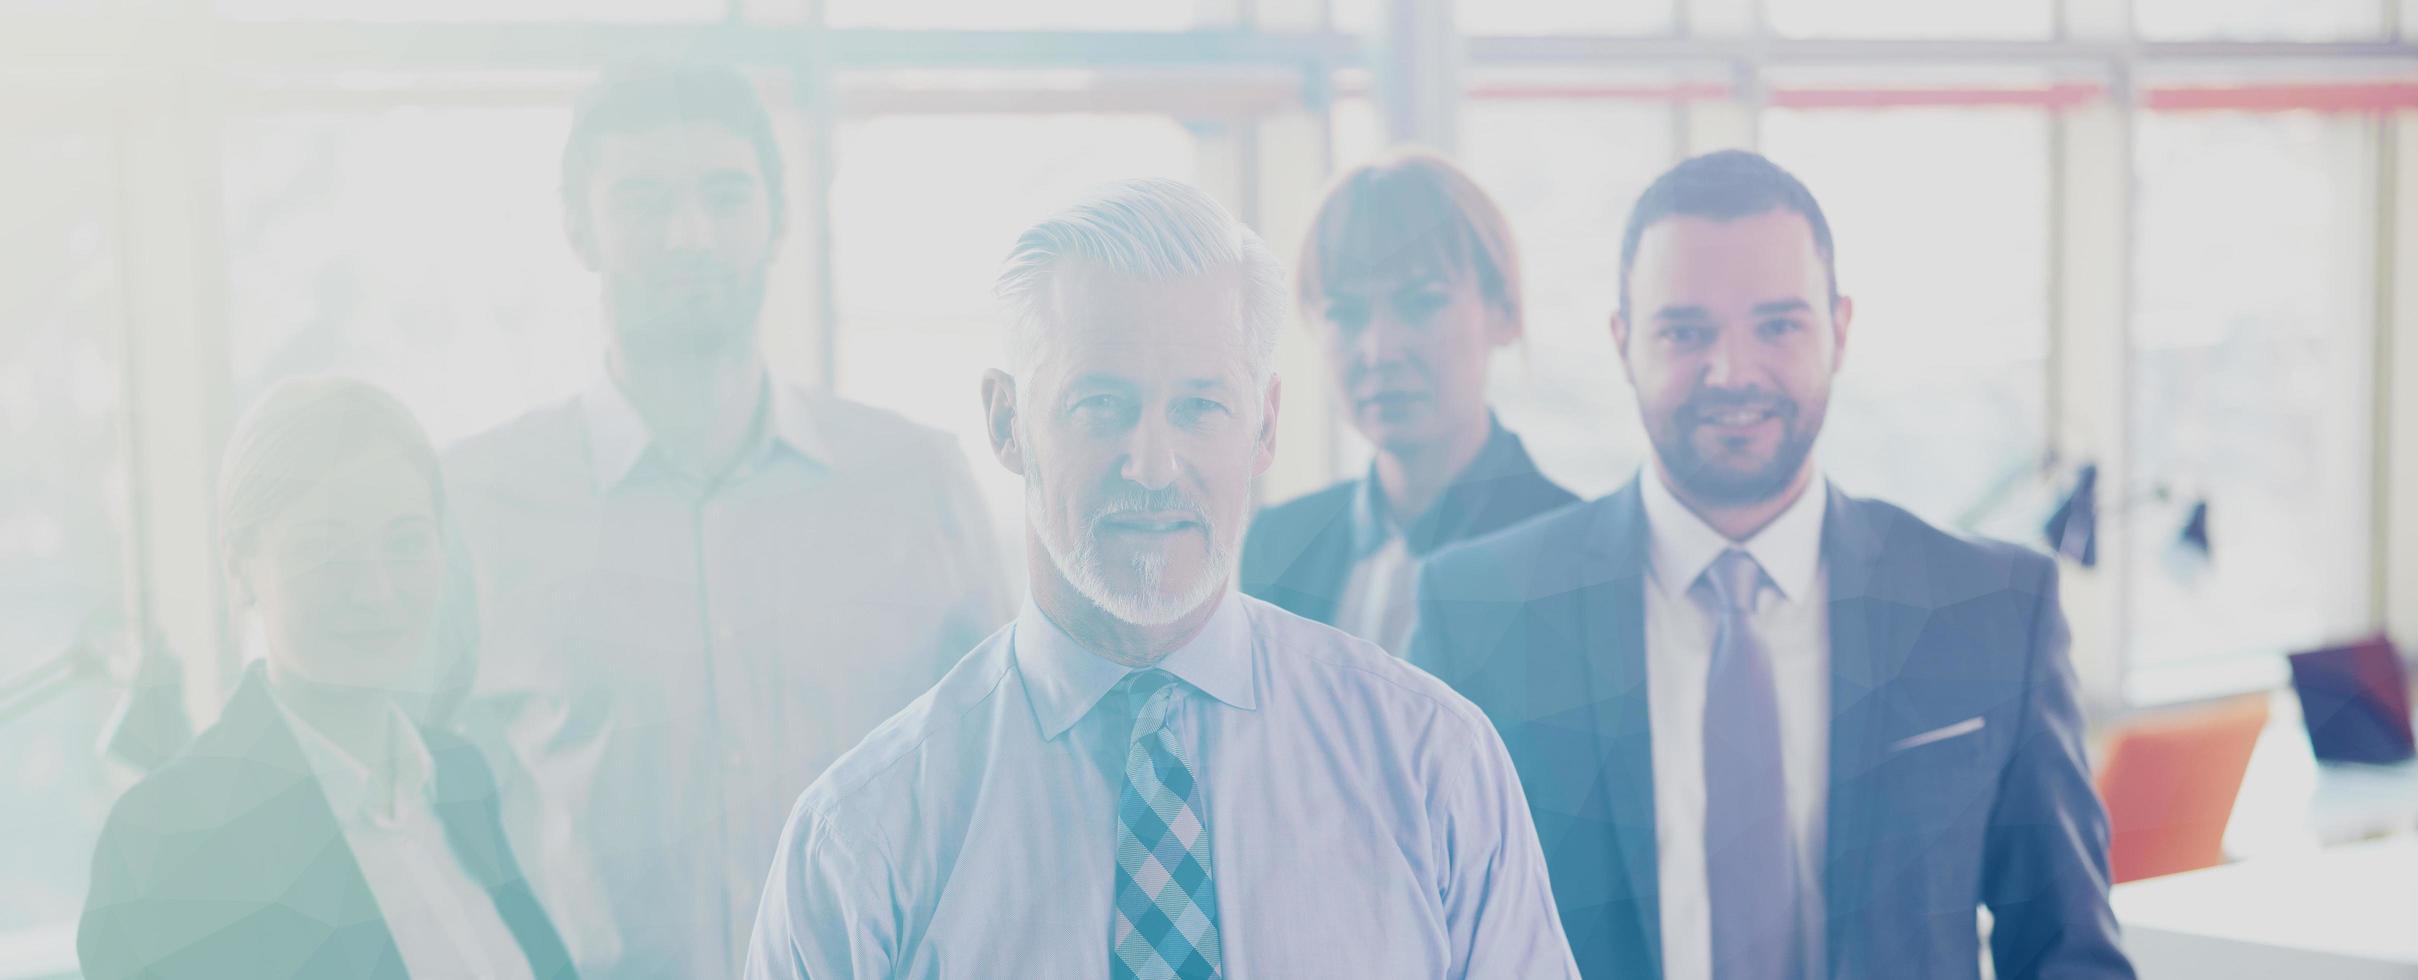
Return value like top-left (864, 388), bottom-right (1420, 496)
top-left (1024, 443), bottom-right (1233, 627)
top-left (604, 272), bottom-right (767, 361)
top-left (1650, 401), bottom-right (1824, 507)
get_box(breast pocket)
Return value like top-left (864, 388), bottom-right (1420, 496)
top-left (1872, 714), bottom-right (2001, 882)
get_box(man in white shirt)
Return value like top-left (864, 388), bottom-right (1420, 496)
top-left (441, 66), bottom-right (1010, 979)
top-left (1410, 150), bottom-right (2131, 979)
top-left (744, 178), bottom-right (1578, 979)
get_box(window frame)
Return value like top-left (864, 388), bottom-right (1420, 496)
top-left (5, 2), bottom-right (2418, 964)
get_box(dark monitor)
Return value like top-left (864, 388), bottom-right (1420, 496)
top-left (2288, 635), bottom-right (2416, 766)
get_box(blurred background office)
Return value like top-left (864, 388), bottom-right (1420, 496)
top-left (5, 0), bottom-right (2418, 976)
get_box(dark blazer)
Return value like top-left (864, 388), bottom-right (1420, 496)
top-left (78, 663), bottom-right (577, 980)
top-left (1409, 480), bottom-right (2132, 980)
top-left (1241, 419), bottom-right (1577, 625)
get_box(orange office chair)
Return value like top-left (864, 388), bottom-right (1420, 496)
top-left (2094, 695), bottom-right (2271, 883)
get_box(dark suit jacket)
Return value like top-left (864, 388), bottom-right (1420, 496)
top-left (1241, 419), bottom-right (1577, 625)
top-left (78, 663), bottom-right (577, 980)
top-left (1409, 480), bottom-right (2132, 980)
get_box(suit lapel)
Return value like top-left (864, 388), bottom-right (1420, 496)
top-left (1407, 421), bottom-right (1563, 553)
top-left (1573, 483), bottom-right (1663, 975)
top-left (1572, 482), bottom-right (1927, 978)
top-left (1820, 489), bottom-right (1926, 979)
top-left (209, 666), bottom-right (412, 978)
top-left (1274, 497), bottom-right (1357, 625)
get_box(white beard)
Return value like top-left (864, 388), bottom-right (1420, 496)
top-left (1025, 448), bottom-right (1234, 627)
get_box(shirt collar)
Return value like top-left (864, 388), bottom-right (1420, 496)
top-left (276, 697), bottom-right (433, 825)
top-left (1013, 591), bottom-right (1259, 741)
top-left (577, 372), bottom-right (832, 490)
top-left (1638, 464), bottom-right (1828, 603)
top-left (1347, 414), bottom-right (1529, 558)
top-left (579, 377), bottom-right (653, 490)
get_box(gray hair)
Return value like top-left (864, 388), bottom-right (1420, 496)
top-left (218, 376), bottom-right (443, 560)
top-left (993, 178), bottom-right (1287, 387)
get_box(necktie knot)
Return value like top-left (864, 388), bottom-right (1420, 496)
top-left (1702, 548), bottom-right (1764, 617)
top-left (1123, 669), bottom-right (1183, 744)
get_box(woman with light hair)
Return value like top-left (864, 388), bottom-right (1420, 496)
top-left (78, 377), bottom-right (575, 980)
top-left (1240, 150), bottom-right (1577, 655)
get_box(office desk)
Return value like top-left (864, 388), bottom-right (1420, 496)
top-left (2111, 693), bottom-right (2418, 977)
top-left (2220, 694), bottom-right (2418, 857)
top-left (2114, 837), bottom-right (2418, 978)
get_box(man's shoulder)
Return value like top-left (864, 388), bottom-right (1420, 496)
top-left (1838, 490), bottom-right (2058, 602)
top-left (791, 623), bottom-right (1018, 825)
top-left (1241, 596), bottom-right (1498, 741)
top-left (1419, 495), bottom-right (1613, 601)
top-left (785, 386), bottom-right (964, 474)
top-left (440, 395), bottom-right (586, 482)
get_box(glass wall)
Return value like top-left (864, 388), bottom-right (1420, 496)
top-left (1458, 95), bottom-right (1674, 498)
top-left (2128, 110), bottom-right (2379, 700)
top-left (3, 0), bottom-right (2412, 964)
top-left (0, 118), bottom-right (131, 953)
top-left (1761, 105), bottom-right (2052, 530)
top-left (830, 110), bottom-right (1204, 541)
top-left (222, 104), bottom-right (596, 446)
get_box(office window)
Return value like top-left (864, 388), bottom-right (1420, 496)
top-left (1329, 91), bottom-right (1383, 165)
top-left (2127, 111), bottom-right (2377, 701)
top-left (2135, 0), bottom-right (2387, 41)
top-left (0, 123), bottom-right (130, 943)
top-left (1330, 0), bottom-right (1675, 37)
top-left (215, 0), bottom-right (722, 20)
top-left (829, 111), bottom-right (1201, 544)
top-left (1766, 0), bottom-right (2054, 39)
top-left (1327, 0), bottom-right (1374, 33)
top-left (220, 105), bottom-right (604, 447)
top-left (825, 0), bottom-right (1196, 30)
top-left (1459, 0), bottom-right (1676, 36)
top-left (1761, 106), bottom-right (2052, 534)
top-left (1459, 97), bottom-right (1674, 498)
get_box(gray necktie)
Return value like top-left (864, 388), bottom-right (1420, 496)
top-left (1700, 548), bottom-right (1805, 980)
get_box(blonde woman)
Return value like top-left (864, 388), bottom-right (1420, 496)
top-left (79, 378), bottom-right (574, 980)
top-left (1241, 151), bottom-right (1576, 655)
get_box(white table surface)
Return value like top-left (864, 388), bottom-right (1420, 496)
top-left (2220, 695), bottom-right (2418, 858)
top-left (2114, 836), bottom-right (2418, 979)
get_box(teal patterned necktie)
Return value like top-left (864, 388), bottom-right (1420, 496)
top-left (1110, 669), bottom-right (1224, 980)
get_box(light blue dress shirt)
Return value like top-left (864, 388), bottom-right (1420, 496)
top-left (743, 591), bottom-right (1580, 979)
top-left (443, 377), bottom-right (1011, 979)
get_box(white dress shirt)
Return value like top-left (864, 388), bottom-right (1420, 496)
top-left (442, 376), bottom-right (1012, 980)
top-left (279, 699), bottom-right (534, 980)
top-left (744, 592), bottom-right (1579, 980)
top-left (1333, 533), bottom-right (1420, 656)
top-left (1638, 468), bottom-right (1831, 980)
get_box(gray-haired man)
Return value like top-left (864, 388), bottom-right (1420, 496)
top-left (743, 179), bottom-right (1577, 979)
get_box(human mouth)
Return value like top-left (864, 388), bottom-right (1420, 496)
top-left (1360, 390), bottom-right (1427, 411)
top-left (1098, 511), bottom-right (1202, 535)
top-left (1698, 406), bottom-right (1778, 428)
top-left (328, 625), bottom-right (412, 644)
